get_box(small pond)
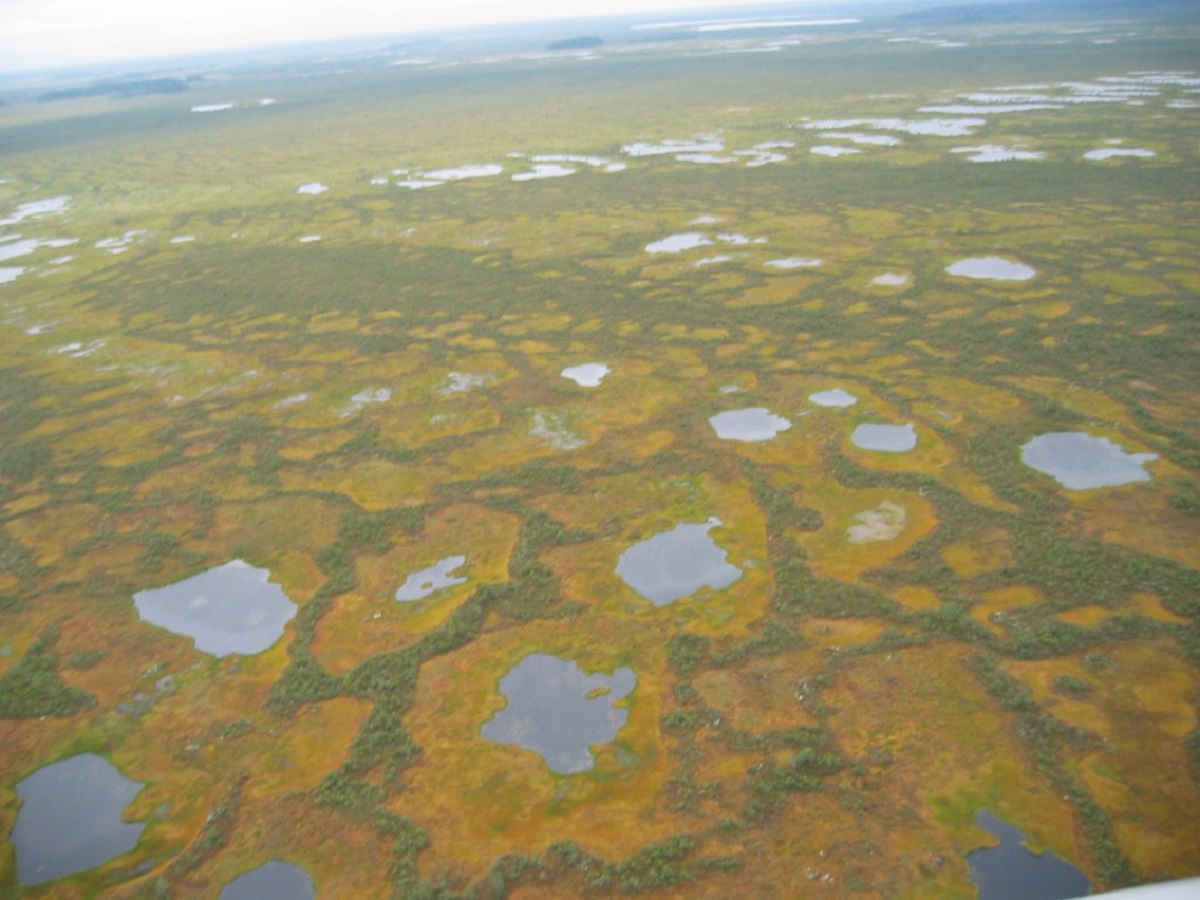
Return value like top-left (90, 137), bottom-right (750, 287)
top-left (946, 257), bottom-right (1036, 281)
top-left (481, 653), bottom-right (636, 774)
top-left (220, 860), bottom-right (316, 899)
top-left (646, 232), bottom-right (713, 253)
top-left (709, 407), bottom-right (791, 442)
top-left (561, 362), bottom-right (610, 387)
top-left (12, 753), bottom-right (146, 886)
top-left (851, 423), bottom-right (917, 452)
top-left (809, 388), bottom-right (857, 408)
top-left (1021, 432), bottom-right (1156, 490)
top-left (616, 517), bottom-right (742, 605)
top-left (133, 560), bottom-right (297, 657)
top-left (395, 556), bottom-right (468, 602)
top-left (968, 810), bottom-right (1090, 900)
top-left (765, 257), bottom-right (822, 268)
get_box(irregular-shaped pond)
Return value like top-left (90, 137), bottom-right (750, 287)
top-left (13, 753), bottom-right (146, 886)
top-left (709, 407), bottom-right (791, 442)
top-left (1021, 432), bottom-right (1157, 490)
top-left (946, 257), bottom-right (1036, 281)
top-left (221, 860), bottom-right (316, 900)
top-left (395, 556), bottom-right (467, 601)
top-left (851, 423), bottom-right (917, 452)
top-left (133, 560), bottom-right (297, 657)
top-left (968, 810), bottom-right (1090, 900)
top-left (481, 653), bottom-right (636, 774)
top-left (616, 517), bottom-right (742, 605)
top-left (561, 362), bottom-right (610, 387)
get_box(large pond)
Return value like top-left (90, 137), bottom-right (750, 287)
top-left (946, 257), bottom-right (1036, 281)
top-left (1021, 432), bottom-right (1157, 490)
top-left (481, 653), bottom-right (636, 774)
top-left (709, 407), bottom-right (791, 442)
top-left (133, 560), bottom-right (297, 657)
top-left (395, 556), bottom-right (468, 601)
top-left (12, 753), bottom-right (146, 886)
top-left (616, 517), bottom-right (742, 605)
top-left (851, 423), bottom-right (917, 452)
top-left (968, 810), bottom-right (1090, 900)
top-left (220, 860), bottom-right (316, 899)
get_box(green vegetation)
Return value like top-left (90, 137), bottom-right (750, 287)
top-left (0, 625), bottom-right (96, 717)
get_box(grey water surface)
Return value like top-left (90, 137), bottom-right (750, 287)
top-left (481, 653), bottom-right (636, 773)
top-left (13, 753), bottom-right (145, 886)
top-left (851, 422), bottom-right (917, 452)
top-left (220, 860), bottom-right (316, 899)
top-left (616, 517), bottom-right (742, 605)
top-left (1021, 432), bottom-right (1156, 490)
top-left (134, 559), bottom-right (296, 656)
top-left (968, 810), bottom-right (1090, 900)
top-left (395, 555), bottom-right (468, 601)
top-left (708, 407), bottom-right (791, 441)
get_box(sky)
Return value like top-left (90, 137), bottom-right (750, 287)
top-left (0, 0), bottom-right (873, 74)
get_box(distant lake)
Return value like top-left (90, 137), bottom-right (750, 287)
top-left (481, 653), bottom-right (636, 773)
top-left (616, 517), bottom-right (742, 605)
top-left (134, 560), bottom-right (297, 657)
top-left (968, 810), bottom-right (1090, 900)
top-left (13, 753), bottom-right (145, 886)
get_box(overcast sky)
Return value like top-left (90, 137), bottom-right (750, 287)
top-left (0, 0), bottom-right (875, 74)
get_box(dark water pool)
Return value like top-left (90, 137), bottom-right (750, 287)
top-left (968, 810), bottom-right (1090, 900)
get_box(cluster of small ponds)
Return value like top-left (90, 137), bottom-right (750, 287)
top-left (13, 750), bottom-right (314, 893)
top-left (11, 751), bottom-right (1093, 897)
top-left (336, 69), bottom-right (1188, 198)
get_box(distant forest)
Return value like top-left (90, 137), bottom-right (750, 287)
top-left (38, 78), bottom-right (187, 102)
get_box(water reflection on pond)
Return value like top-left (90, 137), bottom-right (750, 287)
top-left (13, 753), bottom-right (145, 886)
top-left (968, 810), bottom-right (1090, 900)
top-left (946, 257), bottom-right (1036, 281)
top-left (851, 423), bottom-right (917, 452)
top-left (395, 555), bottom-right (468, 601)
top-left (616, 517), bottom-right (742, 605)
top-left (1021, 432), bottom-right (1157, 490)
top-left (220, 860), bottom-right (316, 899)
top-left (481, 653), bottom-right (636, 774)
top-left (133, 560), bottom-right (297, 657)
top-left (709, 407), bottom-right (791, 442)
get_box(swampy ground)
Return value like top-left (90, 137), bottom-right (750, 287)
top-left (0, 8), bottom-right (1198, 897)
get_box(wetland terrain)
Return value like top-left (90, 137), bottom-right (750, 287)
top-left (1, 3), bottom-right (1199, 896)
